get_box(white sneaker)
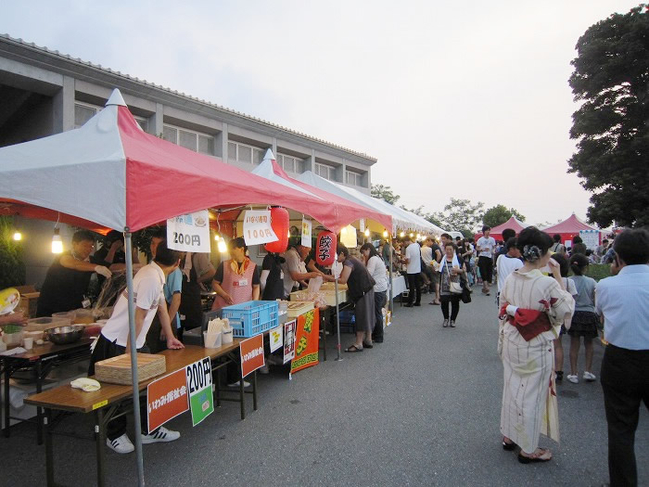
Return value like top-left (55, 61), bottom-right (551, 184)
top-left (107, 433), bottom-right (134, 454)
top-left (567, 374), bottom-right (579, 384)
top-left (141, 426), bottom-right (180, 444)
top-left (228, 380), bottom-right (251, 388)
top-left (583, 371), bottom-right (597, 381)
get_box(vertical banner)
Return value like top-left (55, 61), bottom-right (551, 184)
top-left (283, 319), bottom-right (297, 364)
top-left (269, 324), bottom-right (283, 353)
top-left (243, 210), bottom-right (278, 246)
top-left (301, 218), bottom-right (312, 247)
top-left (146, 368), bottom-right (189, 434)
top-left (240, 335), bottom-right (265, 378)
top-left (167, 210), bottom-right (211, 252)
top-left (185, 357), bottom-right (214, 427)
top-left (290, 308), bottom-right (320, 374)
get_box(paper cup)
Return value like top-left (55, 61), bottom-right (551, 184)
top-left (203, 331), bottom-right (222, 349)
top-left (23, 337), bottom-right (34, 350)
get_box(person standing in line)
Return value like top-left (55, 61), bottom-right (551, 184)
top-left (596, 228), bottom-right (649, 487)
top-left (498, 227), bottom-right (574, 463)
top-left (551, 253), bottom-right (578, 383)
top-left (496, 229), bottom-right (517, 259)
top-left (566, 253), bottom-right (599, 384)
top-left (476, 225), bottom-right (496, 296)
top-left (404, 235), bottom-right (422, 307)
top-left (425, 237), bottom-right (443, 305)
top-left (360, 243), bottom-right (388, 343)
top-left (495, 237), bottom-right (523, 305)
top-left (571, 235), bottom-right (588, 256)
top-left (438, 242), bottom-right (466, 328)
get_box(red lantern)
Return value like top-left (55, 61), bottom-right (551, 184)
top-left (264, 207), bottom-right (290, 253)
top-left (315, 231), bottom-right (337, 267)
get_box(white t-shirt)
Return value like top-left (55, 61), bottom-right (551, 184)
top-left (101, 262), bottom-right (165, 349)
top-left (420, 246), bottom-right (433, 267)
top-left (405, 242), bottom-right (422, 274)
top-left (367, 255), bottom-right (388, 292)
top-left (280, 248), bottom-right (302, 297)
top-left (477, 236), bottom-right (496, 258)
top-left (496, 254), bottom-right (524, 293)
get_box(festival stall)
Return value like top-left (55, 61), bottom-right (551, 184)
top-left (488, 216), bottom-right (528, 242)
top-left (541, 213), bottom-right (600, 248)
top-left (0, 89), bottom-right (389, 485)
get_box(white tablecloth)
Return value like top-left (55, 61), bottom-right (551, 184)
top-left (390, 275), bottom-right (407, 296)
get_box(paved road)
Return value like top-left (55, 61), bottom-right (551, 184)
top-left (2, 288), bottom-right (648, 486)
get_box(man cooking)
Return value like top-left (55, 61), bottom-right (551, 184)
top-left (36, 230), bottom-right (113, 317)
top-left (280, 243), bottom-right (325, 298)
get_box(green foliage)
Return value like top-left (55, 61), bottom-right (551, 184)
top-left (483, 205), bottom-right (526, 228)
top-left (584, 263), bottom-right (611, 282)
top-left (0, 217), bottom-right (26, 288)
top-left (371, 184), bottom-right (401, 205)
top-left (568, 4), bottom-right (649, 228)
top-left (432, 198), bottom-right (485, 236)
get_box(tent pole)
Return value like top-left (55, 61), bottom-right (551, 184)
top-left (124, 230), bottom-right (145, 487)
top-left (334, 275), bottom-right (342, 361)
top-left (388, 235), bottom-right (394, 315)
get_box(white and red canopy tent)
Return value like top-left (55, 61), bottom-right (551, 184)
top-left (488, 216), bottom-right (529, 242)
top-left (0, 89), bottom-right (383, 484)
top-left (541, 213), bottom-right (600, 245)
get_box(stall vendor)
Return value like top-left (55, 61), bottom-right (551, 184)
top-left (88, 239), bottom-right (184, 454)
top-left (36, 230), bottom-right (113, 317)
top-left (179, 251), bottom-right (216, 332)
top-left (212, 238), bottom-right (260, 308)
top-left (280, 244), bottom-right (324, 298)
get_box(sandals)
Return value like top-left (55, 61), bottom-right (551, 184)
top-left (345, 344), bottom-right (363, 353)
top-left (518, 448), bottom-right (552, 464)
top-left (502, 437), bottom-right (517, 451)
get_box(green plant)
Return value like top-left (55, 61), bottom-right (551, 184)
top-left (585, 263), bottom-right (611, 282)
top-left (0, 216), bottom-right (26, 288)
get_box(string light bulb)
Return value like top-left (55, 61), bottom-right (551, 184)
top-left (364, 229), bottom-right (370, 237)
top-left (52, 228), bottom-right (63, 254)
top-left (409, 233), bottom-right (414, 238)
top-left (383, 230), bottom-right (388, 238)
top-left (399, 231), bottom-right (405, 238)
top-left (13, 231), bottom-right (22, 241)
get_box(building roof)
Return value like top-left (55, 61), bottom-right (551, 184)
top-left (0, 33), bottom-right (377, 162)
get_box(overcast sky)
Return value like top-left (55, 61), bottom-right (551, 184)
top-left (2, 1), bottom-right (640, 226)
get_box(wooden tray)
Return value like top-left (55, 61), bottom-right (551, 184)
top-left (286, 300), bottom-right (314, 318)
top-left (95, 353), bottom-right (166, 385)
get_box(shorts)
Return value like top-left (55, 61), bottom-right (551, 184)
top-left (478, 256), bottom-right (493, 283)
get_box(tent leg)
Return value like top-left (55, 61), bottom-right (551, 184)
top-left (124, 230), bottom-right (145, 487)
top-left (389, 237), bottom-right (394, 315)
top-left (334, 279), bottom-right (342, 361)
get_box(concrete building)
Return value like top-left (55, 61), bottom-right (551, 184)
top-left (0, 33), bottom-right (377, 286)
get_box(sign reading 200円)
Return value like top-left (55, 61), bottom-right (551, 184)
top-left (167, 210), bottom-right (211, 253)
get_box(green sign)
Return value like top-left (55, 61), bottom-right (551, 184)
top-left (185, 357), bottom-right (214, 426)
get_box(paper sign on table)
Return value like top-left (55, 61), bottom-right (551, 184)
top-left (243, 210), bottom-right (278, 246)
top-left (185, 357), bottom-right (214, 426)
top-left (269, 324), bottom-right (283, 353)
top-left (301, 218), bottom-right (312, 247)
top-left (167, 210), bottom-right (210, 253)
top-left (240, 335), bottom-right (265, 378)
top-left (283, 319), bottom-right (297, 364)
top-left (147, 368), bottom-right (189, 433)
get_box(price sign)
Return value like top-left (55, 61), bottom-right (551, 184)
top-left (185, 357), bottom-right (214, 426)
top-left (283, 319), bottom-right (297, 364)
top-left (301, 218), bottom-right (312, 247)
top-left (269, 324), bottom-right (283, 353)
top-left (243, 210), bottom-right (278, 246)
top-left (167, 210), bottom-right (210, 252)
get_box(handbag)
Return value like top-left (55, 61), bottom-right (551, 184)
top-left (461, 284), bottom-right (472, 303)
top-left (449, 281), bottom-right (463, 294)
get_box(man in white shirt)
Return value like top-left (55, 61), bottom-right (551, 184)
top-left (476, 225), bottom-right (496, 296)
top-left (89, 239), bottom-right (184, 454)
top-left (596, 229), bottom-right (649, 487)
top-left (404, 236), bottom-right (422, 307)
top-left (495, 237), bottom-right (523, 299)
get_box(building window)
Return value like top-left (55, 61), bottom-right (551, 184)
top-left (315, 162), bottom-right (337, 181)
top-left (74, 102), bottom-right (148, 132)
top-left (163, 124), bottom-right (214, 155)
top-left (228, 140), bottom-right (265, 165)
top-left (345, 170), bottom-right (364, 187)
top-left (277, 153), bottom-right (304, 173)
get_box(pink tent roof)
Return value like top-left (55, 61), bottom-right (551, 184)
top-left (490, 216), bottom-right (528, 236)
top-left (0, 89), bottom-right (372, 233)
top-left (542, 214), bottom-right (598, 234)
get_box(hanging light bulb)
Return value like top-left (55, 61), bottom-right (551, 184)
top-left (383, 230), bottom-right (388, 238)
top-left (217, 239), bottom-right (228, 253)
top-left (409, 233), bottom-right (414, 238)
top-left (416, 234), bottom-right (421, 240)
top-left (364, 228), bottom-right (370, 237)
top-left (399, 231), bottom-right (405, 238)
top-left (214, 234), bottom-right (220, 241)
top-left (13, 230), bottom-right (22, 241)
top-left (52, 228), bottom-right (63, 254)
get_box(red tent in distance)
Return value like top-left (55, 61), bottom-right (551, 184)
top-left (542, 213), bottom-right (600, 245)
top-left (489, 216), bottom-right (528, 242)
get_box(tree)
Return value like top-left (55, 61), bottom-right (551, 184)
top-left (371, 184), bottom-right (400, 205)
top-left (482, 205), bottom-right (526, 228)
top-left (432, 198), bottom-right (485, 236)
top-left (399, 205), bottom-right (445, 228)
top-left (568, 4), bottom-right (649, 228)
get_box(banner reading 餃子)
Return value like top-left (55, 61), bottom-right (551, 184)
top-left (290, 308), bottom-right (319, 374)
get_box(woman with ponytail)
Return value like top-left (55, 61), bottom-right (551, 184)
top-left (566, 253), bottom-right (599, 383)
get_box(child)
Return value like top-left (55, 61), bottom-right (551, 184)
top-left (566, 254), bottom-right (599, 383)
top-left (551, 253), bottom-right (578, 382)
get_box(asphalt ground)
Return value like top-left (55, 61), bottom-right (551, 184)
top-left (1, 286), bottom-right (647, 486)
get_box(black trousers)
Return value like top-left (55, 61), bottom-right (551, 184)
top-left (89, 335), bottom-right (152, 440)
top-left (440, 294), bottom-right (460, 321)
top-left (407, 273), bottom-right (422, 305)
top-left (601, 344), bottom-right (649, 487)
top-left (373, 291), bottom-right (387, 340)
top-left (478, 256), bottom-right (493, 283)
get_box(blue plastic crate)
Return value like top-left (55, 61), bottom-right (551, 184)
top-left (221, 300), bottom-right (279, 338)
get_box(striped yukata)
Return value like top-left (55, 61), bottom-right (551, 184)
top-left (498, 269), bottom-right (575, 454)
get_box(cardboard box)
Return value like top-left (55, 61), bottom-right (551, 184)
top-left (15, 285), bottom-right (39, 319)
